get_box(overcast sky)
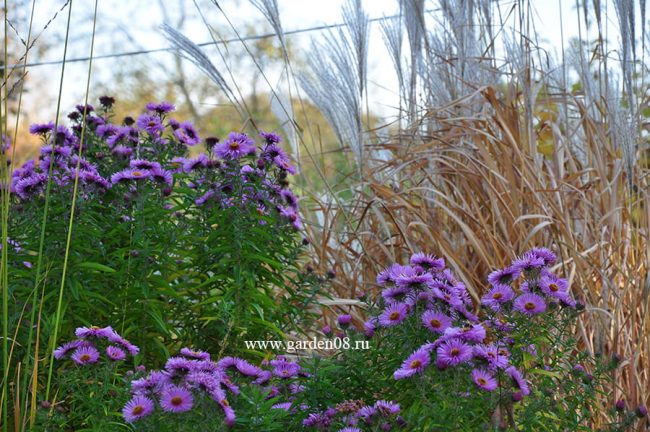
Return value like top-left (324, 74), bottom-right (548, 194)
top-left (14, 0), bottom-right (634, 122)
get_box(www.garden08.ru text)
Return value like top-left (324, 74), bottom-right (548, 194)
top-left (244, 337), bottom-right (370, 352)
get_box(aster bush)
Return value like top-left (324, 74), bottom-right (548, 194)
top-left (38, 326), bottom-right (140, 429)
top-left (298, 248), bottom-right (638, 431)
top-left (8, 98), bottom-right (318, 373)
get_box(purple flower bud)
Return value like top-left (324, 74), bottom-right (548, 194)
top-left (615, 399), bottom-right (625, 412)
top-left (321, 325), bottom-right (331, 335)
top-left (636, 405), bottom-right (648, 418)
top-left (512, 392), bottom-right (523, 402)
top-left (337, 314), bottom-right (351, 327)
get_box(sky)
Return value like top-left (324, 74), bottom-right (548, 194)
top-left (11, 0), bottom-right (635, 123)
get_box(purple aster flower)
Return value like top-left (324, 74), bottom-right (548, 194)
top-left (75, 326), bottom-right (115, 339)
top-left (29, 122), bottom-right (55, 136)
top-left (421, 310), bottom-right (452, 334)
top-left (410, 253), bottom-right (445, 271)
top-left (271, 402), bottom-right (293, 411)
top-left (40, 144), bottom-right (72, 159)
top-left (557, 292), bottom-right (577, 308)
top-left (131, 371), bottom-right (171, 395)
top-left (122, 395), bottom-right (154, 423)
top-left (481, 285), bottom-right (515, 311)
top-left (273, 361), bottom-right (301, 379)
top-left (174, 121), bottom-right (200, 146)
top-left (180, 348), bottom-right (210, 361)
top-left (215, 132), bottom-right (256, 160)
top-left (471, 368), bottom-right (498, 391)
top-left (394, 266), bottom-right (433, 289)
top-left (380, 285), bottom-right (410, 304)
top-left (235, 359), bottom-right (262, 377)
top-left (473, 344), bottom-right (510, 369)
top-left (505, 366), bottom-right (530, 395)
top-left (378, 303), bottom-right (409, 327)
top-left (136, 114), bottom-right (165, 136)
top-left (363, 318), bottom-right (377, 337)
top-left (394, 348), bottom-right (430, 379)
top-left (150, 166), bottom-right (173, 186)
top-left (182, 154), bottom-right (209, 172)
top-left (280, 189), bottom-right (299, 209)
top-left (71, 345), bottom-right (100, 365)
top-left (168, 157), bottom-right (187, 173)
top-left (111, 144), bottom-right (133, 158)
top-left (278, 205), bottom-right (303, 229)
top-left (110, 169), bottom-right (150, 184)
top-left (538, 274), bottom-right (569, 298)
top-left (338, 428), bottom-right (361, 432)
top-left (160, 385), bottom-right (194, 413)
top-left (337, 314), bottom-right (352, 327)
top-left (459, 324), bottom-right (487, 343)
top-left (146, 101), bottom-right (176, 114)
top-left (54, 340), bottom-right (89, 359)
top-left (356, 405), bottom-right (376, 421)
top-left (260, 131), bottom-right (281, 144)
top-left (13, 174), bottom-right (47, 199)
top-left (374, 400), bottom-right (400, 415)
top-left (487, 266), bottom-right (521, 287)
top-left (513, 293), bottom-right (547, 316)
top-left (96, 123), bottom-right (120, 139)
top-left (527, 247), bottom-right (557, 266)
top-left (165, 356), bottom-right (196, 375)
top-left (512, 253), bottom-right (546, 274)
top-left (106, 345), bottom-right (126, 361)
top-left (436, 338), bottom-right (473, 366)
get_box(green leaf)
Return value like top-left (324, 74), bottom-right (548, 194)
top-left (76, 262), bottom-right (116, 273)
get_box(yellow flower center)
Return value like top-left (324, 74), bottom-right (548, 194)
top-left (549, 283), bottom-right (559, 292)
top-left (430, 319), bottom-right (441, 328)
top-left (132, 405), bottom-right (144, 415)
top-left (229, 142), bottom-right (240, 150)
top-left (132, 171), bottom-right (143, 177)
top-left (524, 302), bottom-right (536, 310)
top-left (80, 354), bottom-right (90, 361)
top-left (493, 292), bottom-right (503, 299)
top-left (389, 312), bottom-right (400, 321)
top-left (410, 359), bottom-right (422, 369)
top-left (450, 348), bottom-right (459, 356)
top-left (171, 396), bottom-right (183, 406)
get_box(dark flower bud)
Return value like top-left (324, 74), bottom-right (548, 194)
top-left (67, 111), bottom-right (81, 121)
top-left (95, 151), bottom-right (105, 159)
top-left (55, 405), bottom-right (65, 413)
top-left (512, 392), bottom-right (523, 402)
top-left (396, 416), bottom-right (407, 427)
top-left (163, 187), bottom-right (172, 196)
top-left (326, 269), bottom-right (336, 279)
top-left (615, 399), bottom-right (625, 412)
top-left (576, 300), bottom-right (585, 311)
top-left (305, 265), bottom-right (314, 273)
top-left (205, 136), bottom-right (219, 149)
top-left (123, 116), bottom-right (135, 126)
top-left (99, 95), bottom-right (115, 108)
top-left (636, 405), bottom-right (648, 418)
top-left (611, 353), bottom-right (622, 368)
top-left (129, 250), bottom-right (139, 257)
top-left (39, 401), bottom-right (51, 409)
top-left (302, 237), bottom-right (311, 246)
top-left (257, 158), bottom-right (266, 169)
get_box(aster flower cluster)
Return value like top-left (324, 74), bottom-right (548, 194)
top-left (367, 252), bottom-right (532, 397)
top-left (122, 350), bottom-right (305, 426)
top-left (11, 98), bottom-right (302, 231)
top-left (481, 247), bottom-right (576, 315)
top-left (54, 325), bottom-right (139, 365)
top-left (303, 399), bottom-right (405, 431)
